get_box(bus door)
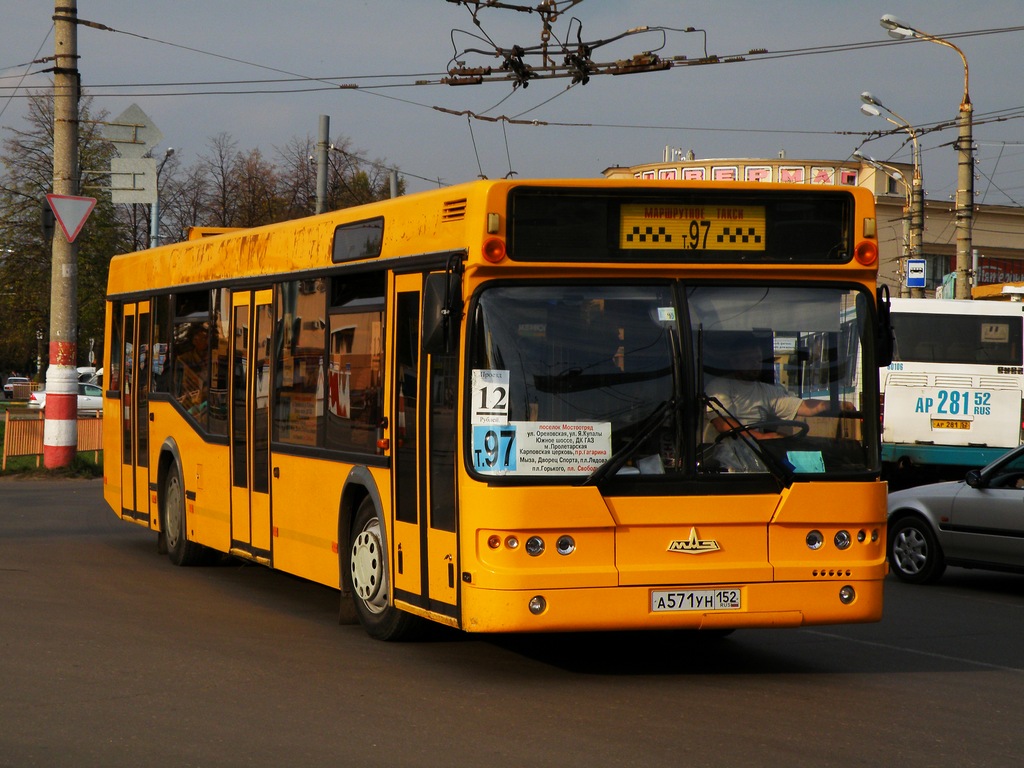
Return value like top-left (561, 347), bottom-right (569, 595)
top-left (118, 301), bottom-right (151, 523)
top-left (229, 289), bottom-right (273, 564)
top-left (390, 273), bottom-right (460, 623)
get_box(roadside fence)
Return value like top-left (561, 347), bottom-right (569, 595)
top-left (2, 410), bottom-right (103, 470)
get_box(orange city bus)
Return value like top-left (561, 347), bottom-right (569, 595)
top-left (103, 179), bottom-right (892, 640)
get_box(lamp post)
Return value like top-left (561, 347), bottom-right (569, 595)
top-left (854, 150), bottom-right (913, 297)
top-left (859, 91), bottom-right (924, 297)
top-left (149, 147), bottom-right (175, 249)
top-left (881, 13), bottom-right (973, 299)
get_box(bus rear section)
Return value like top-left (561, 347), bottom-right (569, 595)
top-left (882, 298), bottom-right (1024, 469)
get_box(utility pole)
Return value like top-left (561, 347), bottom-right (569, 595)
top-left (910, 157), bottom-right (925, 298)
top-left (880, 14), bottom-right (973, 298)
top-left (315, 115), bottom-right (329, 214)
top-left (955, 93), bottom-right (974, 299)
top-left (45, 0), bottom-right (80, 469)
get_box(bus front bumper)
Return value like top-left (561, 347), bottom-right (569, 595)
top-left (456, 577), bottom-right (885, 633)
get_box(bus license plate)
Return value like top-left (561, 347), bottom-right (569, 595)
top-left (931, 419), bottom-right (971, 430)
top-left (651, 588), bottom-right (741, 612)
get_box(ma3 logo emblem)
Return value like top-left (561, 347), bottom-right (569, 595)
top-left (667, 527), bottom-right (720, 554)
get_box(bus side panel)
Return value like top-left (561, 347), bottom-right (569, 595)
top-left (268, 452), bottom-right (353, 588)
top-left (150, 402), bottom-right (233, 552)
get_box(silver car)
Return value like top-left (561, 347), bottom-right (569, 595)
top-left (887, 446), bottom-right (1024, 583)
top-left (26, 382), bottom-right (104, 413)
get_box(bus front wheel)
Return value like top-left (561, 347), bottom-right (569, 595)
top-left (348, 497), bottom-right (421, 641)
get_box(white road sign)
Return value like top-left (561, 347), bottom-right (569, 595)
top-left (105, 104), bottom-right (163, 158)
top-left (46, 194), bottom-right (97, 243)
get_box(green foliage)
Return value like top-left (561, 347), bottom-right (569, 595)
top-left (0, 90), bottom-right (120, 376)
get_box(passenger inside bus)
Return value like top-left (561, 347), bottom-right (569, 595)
top-left (175, 322), bottom-right (210, 415)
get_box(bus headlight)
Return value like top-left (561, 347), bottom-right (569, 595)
top-left (806, 530), bottom-right (824, 550)
top-left (834, 530), bottom-right (852, 550)
top-left (528, 595), bottom-right (547, 615)
top-left (839, 585), bottom-right (856, 604)
top-left (556, 535), bottom-right (576, 555)
top-left (525, 536), bottom-right (545, 556)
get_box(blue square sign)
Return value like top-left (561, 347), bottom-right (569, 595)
top-left (907, 259), bottom-right (926, 288)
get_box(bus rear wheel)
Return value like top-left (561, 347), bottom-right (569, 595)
top-left (163, 461), bottom-right (207, 567)
top-left (348, 497), bottom-right (421, 641)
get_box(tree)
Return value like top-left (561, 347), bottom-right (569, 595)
top-left (234, 147), bottom-right (280, 227)
top-left (2, 99), bottom-right (409, 376)
top-left (273, 134), bottom-right (406, 215)
top-left (0, 89), bottom-right (119, 377)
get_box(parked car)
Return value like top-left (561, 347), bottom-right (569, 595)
top-left (887, 445), bottom-right (1024, 583)
top-left (26, 382), bottom-right (104, 413)
top-left (3, 376), bottom-right (30, 399)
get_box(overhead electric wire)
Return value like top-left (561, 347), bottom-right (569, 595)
top-left (3, 22), bottom-right (1022, 98)
top-left (0, 24), bottom-right (53, 122)
top-left (6, 13), bottom-right (1024, 200)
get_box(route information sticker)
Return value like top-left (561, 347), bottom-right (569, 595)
top-left (470, 369), bottom-right (510, 425)
top-left (472, 421), bottom-right (612, 476)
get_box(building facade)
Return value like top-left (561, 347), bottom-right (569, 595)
top-left (604, 153), bottom-right (1024, 299)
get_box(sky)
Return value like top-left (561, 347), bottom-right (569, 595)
top-left (2, 0), bottom-right (1024, 205)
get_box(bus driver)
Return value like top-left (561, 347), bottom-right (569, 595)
top-left (705, 337), bottom-right (853, 470)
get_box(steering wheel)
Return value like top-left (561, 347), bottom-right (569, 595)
top-left (713, 419), bottom-right (809, 444)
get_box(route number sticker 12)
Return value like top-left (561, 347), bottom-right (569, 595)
top-left (471, 369), bottom-right (510, 425)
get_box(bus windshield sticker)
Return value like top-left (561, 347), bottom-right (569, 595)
top-left (472, 422), bottom-right (611, 476)
top-left (657, 306), bottom-right (676, 323)
top-left (619, 204), bottom-right (766, 251)
top-left (471, 369), bottom-right (510, 425)
top-left (786, 451), bottom-right (826, 474)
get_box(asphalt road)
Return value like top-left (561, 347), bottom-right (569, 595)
top-left (1, 478), bottom-right (1022, 767)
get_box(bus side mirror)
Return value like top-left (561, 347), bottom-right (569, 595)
top-left (876, 284), bottom-right (894, 367)
top-left (422, 267), bottom-right (462, 355)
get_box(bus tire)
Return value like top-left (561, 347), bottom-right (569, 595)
top-left (163, 461), bottom-right (207, 567)
top-left (888, 515), bottom-right (946, 584)
top-left (348, 497), bottom-right (422, 641)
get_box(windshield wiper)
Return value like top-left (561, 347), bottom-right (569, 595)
top-left (703, 395), bottom-right (794, 487)
top-left (580, 398), bottom-right (675, 486)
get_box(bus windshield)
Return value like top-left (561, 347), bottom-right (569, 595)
top-left (469, 282), bottom-right (877, 481)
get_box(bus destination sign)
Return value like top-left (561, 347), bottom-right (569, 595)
top-left (619, 204), bottom-right (767, 252)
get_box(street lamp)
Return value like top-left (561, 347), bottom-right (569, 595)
top-left (854, 150), bottom-right (914, 297)
top-left (859, 91), bottom-right (924, 297)
top-left (880, 13), bottom-right (973, 299)
top-left (150, 147), bottom-right (175, 249)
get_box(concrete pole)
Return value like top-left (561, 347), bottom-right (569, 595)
top-left (315, 115), bottom-right (329, 214)
top-left (954, 101), bottom-right (974, 299)
top-left (149, 190), bottom-right (160, 249)
top-left (44, 0), bottom-right (80, 468)
top-left (389, 170), bottom-right (398, 199)
top-left (910, 144), bottom-right (925, 299)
